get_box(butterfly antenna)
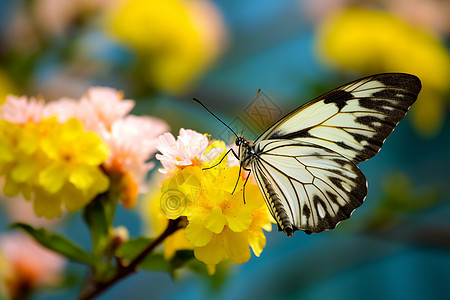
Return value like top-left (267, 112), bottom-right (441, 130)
top-left (249, 89), bottom-right (261, 116)
top-left (193, 98), bottom-right (238, 138)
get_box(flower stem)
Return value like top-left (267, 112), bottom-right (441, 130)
top-left (78, 218), bottom-right (184, 300)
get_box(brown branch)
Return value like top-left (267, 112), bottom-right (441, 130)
top-left (78, 218), bottom-right (184, 300)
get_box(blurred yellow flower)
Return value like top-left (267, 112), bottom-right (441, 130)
top-left (316, 7), bottom-right (450, 136)
top-left (37, 118), bottom-right (110, 215)
top-left (39, 118), bottom-right (109, 194)
top-left (0, 117), bottom-right (110, 218)
top-left (1, 88), bottom-right (168, 214)
top-left (105, 0), bottom-right (227, 94)
top-left (146, 134), bottom-right (273, 274)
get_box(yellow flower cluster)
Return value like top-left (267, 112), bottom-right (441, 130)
top-left (0, 118), bottom-right (110, 218)
top-left (316, 7), bottom-right (450, 136)
top-left (105, 0), bottom-right (226, 94)
top-left (147, 141), bottom-right (272, 274)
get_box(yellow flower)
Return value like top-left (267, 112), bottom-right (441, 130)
top-left (36, 118), bottom-right (110, 216)
top-left (142, 140), bottom-right (227, 261)
top-left (145, 135), bottom-right (273, 274)
top-left (38, 118), bottom-right (109, 195)
top-left (150, 138), bottom-right (273, 274)
top-left (0, 121), bottom-right (21, 173)
top-left (181, 165), bottom-right (272, 274)
top-left (0, 121), bottom-right (42, 200)
top-left (0, 117), bottom-right (110, 218)
top-left (104, 0), bottom-right (227, 94)
top-left (145, 187), bottom-right (193, 260)
top-left (316, 7), bottom-right (450, 136)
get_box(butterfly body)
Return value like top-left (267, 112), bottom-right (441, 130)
top-left (237, 136), bottom-right (296, 236)
top-left (234, 73), bottom-right (421, 237)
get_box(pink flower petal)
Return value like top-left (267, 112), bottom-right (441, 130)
top-left (0, 232), bottom-right (66, 287)
top-left (1, 95), bottom-right (45, 124)
top-left (156, 128), bottom-right (211, 173)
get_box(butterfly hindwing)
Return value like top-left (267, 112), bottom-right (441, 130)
top-left (251, 139), bottom-right (367, 235)
top-left (256, 73), bottom-right (421, 163)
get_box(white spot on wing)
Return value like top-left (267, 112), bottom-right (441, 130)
top-left (341, 182), bottom-right (352, 192)
top-left (317, 203), bottom-right (326, 218)
top-left (344, 80), bottom-right (385, 92)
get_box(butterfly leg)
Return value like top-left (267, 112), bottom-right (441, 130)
top-left (241, 168), bottom-right (251, 204)
top-left (231, 164), bottom-right (250, 195)
top-left (202, 148), bottom-right (236, 170)
top-left (231, 164), bottom-right (243, 195)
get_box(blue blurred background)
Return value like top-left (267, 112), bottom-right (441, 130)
top-left (0, 0), bottom-right (449, 299)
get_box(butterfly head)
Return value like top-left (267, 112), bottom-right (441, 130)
top-left (235, 136), bottom-right (245, 147)
top-left (235, 136), bottom-right (256, 168)
top-left (235, 136), bottom-right (253, 151)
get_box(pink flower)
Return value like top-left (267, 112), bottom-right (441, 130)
top-left (106, 116), bottom-right (169, 172)
top-left (80, 87), bottom-right (135, 130)
top-left (0, 232), bottom-right (66, 299)
top-left (156, 128), bottom-right (223, 173)
top-left (2, 87), bottom-right (169, 209)
top-left (104, 115), bottom-right (169, 208)
top-left (43, 97), bottom-right (105, 133)
top-left (73, 87), bottom-right (170, 208)
top-left (43, 87), bottom-right (135, 133)
top-left (1, 95), bottom-right (45, 124)
top-left (43, 97), bottom-right (79, 122)
top-left (0, 194), bottom-right (62, 228)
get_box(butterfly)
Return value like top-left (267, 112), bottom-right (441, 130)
top-left (195, 73), bottom-right (421, 237)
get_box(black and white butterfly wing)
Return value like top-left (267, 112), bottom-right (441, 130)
top-left (256, 73), bottom-right (421, 164)
top-left (251, 139), bottom-right (367, 236)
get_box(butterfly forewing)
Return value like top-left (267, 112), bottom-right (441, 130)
top-left (251, 139), bottom-right (367, 235)
top-left (226, 73), bottom-right (421, 236)
top-left (256, 73), bottom-right (421, 163)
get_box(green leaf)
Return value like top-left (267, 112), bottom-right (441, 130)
top-left (184, 259), bottom-right (229, 290)
top-left (10, 223), bottom-right (96, 265)
top-left (139, 253), bottom-right (172, 272)
top-left (140, 250), bottom-right (196, 273)
top-left (117, 237), bottom-right (173, 274)
top-left (83, 195), bottom-right (109, 256)
top-left (117, 237), bottom-right (154, 260)
top-left (117, 239), bottom-right (195, 276)
top-left (170, 250), bottom-right (196, 268)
